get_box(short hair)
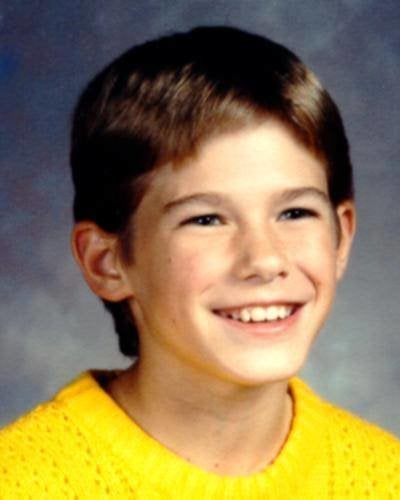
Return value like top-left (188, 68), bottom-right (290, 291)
top-left (70, 26), bottom-right (354, 358)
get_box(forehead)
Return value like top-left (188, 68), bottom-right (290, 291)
top-left (144, 122), bottom-right (327, 206)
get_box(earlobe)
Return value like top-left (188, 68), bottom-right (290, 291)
top-left (335, 201), bottom-right (356, 281)
top-left (71, 222), bottom-right (133, 301)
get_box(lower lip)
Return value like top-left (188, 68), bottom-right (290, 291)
top-left (214, 307), bottom-right (302, 341)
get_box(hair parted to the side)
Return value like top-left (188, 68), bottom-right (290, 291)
top-left (70, 26), bottom-right (354, 358)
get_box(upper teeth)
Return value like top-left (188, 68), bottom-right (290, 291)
top-left (219, 305), bottom-right (293, 323)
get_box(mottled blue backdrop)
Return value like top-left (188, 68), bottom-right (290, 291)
top-left (1, 1), bottom-right (399, 435)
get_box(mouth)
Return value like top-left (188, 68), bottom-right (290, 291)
top-left (213, 304), bottom-right (298, 323)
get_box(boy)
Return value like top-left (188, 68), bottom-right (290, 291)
top-left (1, 26), bottom-right (399, 498)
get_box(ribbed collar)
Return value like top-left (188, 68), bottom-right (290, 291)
top-left (56, 370), bottom-right (328, 498)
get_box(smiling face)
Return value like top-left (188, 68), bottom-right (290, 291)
top-left (120, 121), bottom-right (355, 386)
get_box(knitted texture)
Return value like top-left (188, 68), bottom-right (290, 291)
top-left (1, 370), bottom-right (399, 499)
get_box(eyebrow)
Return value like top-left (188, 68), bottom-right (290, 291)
top-left (162, 187), bottom-right (330, 214)
top-left (278, 187), bottom-right (330, 204)
top-left (162, 192), bottom-right (225, 214)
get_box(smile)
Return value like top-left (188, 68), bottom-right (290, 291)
top-left (215, 305), bottom-right (296, 323)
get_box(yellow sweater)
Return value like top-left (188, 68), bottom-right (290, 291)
top-left (0, 370), bottom-right (399, 499)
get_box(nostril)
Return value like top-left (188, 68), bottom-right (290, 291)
top-left (240, 259), bottom-right (289, 283)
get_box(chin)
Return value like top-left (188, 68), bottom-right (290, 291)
top-left (211, 350), bottom-right (308, 387)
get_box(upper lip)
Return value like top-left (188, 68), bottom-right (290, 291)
top-left (213, 301), bottom-right (303, 313)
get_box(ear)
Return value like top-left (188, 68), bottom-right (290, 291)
top-left (335, 200), bottom-right (356, 281)
top-left (71, 221), bottom-right (133, 302)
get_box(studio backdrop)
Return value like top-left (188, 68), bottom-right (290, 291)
top-left (1, 1), bottom-right (399, 436)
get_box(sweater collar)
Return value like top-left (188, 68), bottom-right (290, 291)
top-left (57, 370), bottom-right (327, 497)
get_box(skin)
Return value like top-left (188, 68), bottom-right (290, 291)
top-left (72, 120), bottom-right (355, 475)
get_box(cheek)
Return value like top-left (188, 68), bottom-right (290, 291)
top-left (290, 230), bottom-right (338, 282)
top-left (177, 255), bottom-right (216, 294)
top-left (166, 240), bottom-right (229, 295)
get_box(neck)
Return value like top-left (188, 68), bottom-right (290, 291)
top-left (106, 359), bottom-right (293, 476)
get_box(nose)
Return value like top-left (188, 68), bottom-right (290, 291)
top-left (233, 224), bottom-right (289, 283)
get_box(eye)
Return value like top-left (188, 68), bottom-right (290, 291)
top-left (182, 214), bottom-right (223, 226)
top-left (279, 207), bottom-right (318, 220)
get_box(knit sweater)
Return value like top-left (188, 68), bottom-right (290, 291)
top-left (1, 370), bottom-right (399, 499)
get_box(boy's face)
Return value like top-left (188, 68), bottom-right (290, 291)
top-left (120, 121), bottom-right (355, 385)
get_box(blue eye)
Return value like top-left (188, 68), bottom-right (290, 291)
top-left (183, 214), bottom-right (222, 226)
top-left (280, 208), bottom-right (318, 220)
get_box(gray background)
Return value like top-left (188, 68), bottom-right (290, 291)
top-left (1, 1), bottom-right (399, 436)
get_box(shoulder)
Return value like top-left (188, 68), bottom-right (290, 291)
top-left (0, 370), bottom-right (155, 498)
top-left (325, 400), bottom-right (400, 495)
top-left (292, 377), bottom-right (400, 496)
top-left (292, 377), bottom-right (399, 449)
top-left (0, 399), bottom-right (68, 496)
top-left (321, 391), bottom-right (399, 452)
top-left (0, 372), bottom-right (111, 497)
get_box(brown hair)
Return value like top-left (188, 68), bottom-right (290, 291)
top-left (70, 26), bottom-right (354, 357)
